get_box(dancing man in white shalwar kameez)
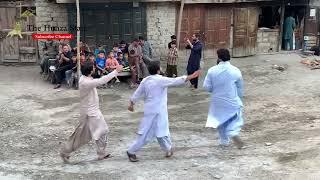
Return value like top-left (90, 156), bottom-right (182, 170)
top-left (203, 49), bottom-right (245, 149)
top-left (60, 61), bottom-right (123, 163)
top-left (126, 61), bottom-right (200, 162)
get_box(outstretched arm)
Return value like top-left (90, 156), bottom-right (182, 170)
top-left (84, 65), bottom-right (123, 89)
top-left (160, 70), bottom-right (201, 88)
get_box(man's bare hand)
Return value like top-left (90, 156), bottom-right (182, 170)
top-left (186, 70), bottom-right (201, 81)
top-left (116, 65), bottom-right (123, 73)
top-left (128, 104), bottom-right (134, 112)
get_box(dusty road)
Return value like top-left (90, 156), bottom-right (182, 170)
top-left (0, 53), bottom-right (319, 180)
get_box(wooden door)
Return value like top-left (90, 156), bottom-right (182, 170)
top-left (0, 7), bottom-right (19, 63)
top-left (179, 5), bottom-right (205, 47)
top-left (132, 8), bottom-right (146, 38)
top-left (205, 6), bottom-right (232, 53)
top-left (233, 7), bottom-right (258, 57)
top-left (121, 11), bottom-right (133, 43)
top-left (82, 9), bottom-right (100, 47)
top-left (110, 11), bottom-right (121, 46)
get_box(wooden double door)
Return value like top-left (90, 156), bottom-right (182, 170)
top-left (179, 5), bottom-right (232, 53)
top-left (179, 5), bottom-right (259, 57)
top-left (233, 7), bottom-right (259, 57)
top-left (0, 6), bottom-right (37, 63)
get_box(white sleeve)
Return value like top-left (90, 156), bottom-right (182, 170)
top-left (203, 72), bottom-right (213, 93)
top-left (130, 81), bottom-right (145, 104)
top-left (84, 70), bottom-right (118, 89)
top-left (159, 76), bottom-right (187, 88)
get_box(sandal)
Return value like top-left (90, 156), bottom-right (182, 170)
top-left (165, 149), bottom-right (173, 158)
top-left (98, 153), bottom-right (111, 160)
top-left (232, 136), bottom-right (245, 149)
top-left (127, 151), bottom-right (139, 162)
top-left (60, 152), bottom-right (70, 163)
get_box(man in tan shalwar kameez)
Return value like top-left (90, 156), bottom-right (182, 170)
top-left (60, 61), bottom-right (123, 163)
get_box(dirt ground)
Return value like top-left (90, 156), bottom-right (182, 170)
top-left (0, 53), bottom-right (320, 180)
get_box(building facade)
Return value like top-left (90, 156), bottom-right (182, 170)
top-left (1, 0), bottom-right (320, 64)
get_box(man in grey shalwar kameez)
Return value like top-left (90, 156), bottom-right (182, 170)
top-left (126, 61), bottom-right (200, 162)
top-left (60, 62), bottom-right (123, 163)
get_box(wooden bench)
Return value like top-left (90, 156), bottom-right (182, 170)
top-left (117, 71), bottom-right (131, 77)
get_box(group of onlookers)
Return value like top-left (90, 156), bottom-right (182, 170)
top-left (39, 33), bottom-right (202, 90)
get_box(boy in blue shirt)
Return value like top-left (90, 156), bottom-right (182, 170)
top-left (95, 51), bottom-right (106, 78)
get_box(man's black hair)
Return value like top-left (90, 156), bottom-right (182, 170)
top-left (81, 61), bottom-right (94, 76)
top-left (217, 49), bottom-right (230, 62)
top-left (88, 53), bottom-right (95, 57)
top-left (138, 36), bottom-right (144, 40)
top-left (194, 33), bottom-right (200, 39)
top-left (117, 51), bottom-right (123, 57)
top-left (62, 44), bottom-right (69, 48)
top-left (171, 35), bottom-right (176, 39)
top-left (113, 43), bottom-right (119, 47)
top-left (98, 50), bottom-right (105, 54)
top-left (133, 38), bottom-right (139, 42)
top-left (147, 61), bottom-right (160, 75)
top-left (119, 40), bottom-right (126, 44)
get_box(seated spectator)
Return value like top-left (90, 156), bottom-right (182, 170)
top-left (94, 44), bottom-right (106, 57)
top-left (65, 53), bottom-right (78, 89)
top-left (106, 52), bottom-right (119, 72)
top-left (95, 51), bottom-right (107, 78)
top-left (117, 52), bottom-right (129, 67)
top-left (40, 40), bottom-right (59, 75)
top-left (58, 39), bottom-right (71, 54)
top-left (119, 40), bottom-right (128, 55)
top-left (54, 44), bottom-right (73, 89)
top-left (72, 41), bottom-right (91, 56)
top-left (87, 53), bottom-right (96, 64)
top-left (112, 43), bottom-right (122, 59)
top-left (106, 52), bottom-right (120, 87)
top-left (80, 53), bottom-right (86, 66)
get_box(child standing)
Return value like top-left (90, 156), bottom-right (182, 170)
top-left (166, 42), bottom-right (178, 77)
top-left (126, 61), bottom-right (200, 162)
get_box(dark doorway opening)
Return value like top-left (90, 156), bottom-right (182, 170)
top-left (282, 5), bottom-right (306, 50)
top-left (258, 6), bottom-right (281, 29)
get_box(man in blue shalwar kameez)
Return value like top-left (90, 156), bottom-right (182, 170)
top-left (203, 49), bottom-right (244, 149)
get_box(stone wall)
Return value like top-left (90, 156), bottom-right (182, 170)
top-left (146, 2), bottom-right (176, 61)
top-left (257, 28), bottom-right (279, 54)
top-left (35, 0), bottom-right (68, 56)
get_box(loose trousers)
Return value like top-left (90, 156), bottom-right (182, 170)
top-left (61, 116), bottom-right (108, 158)
top-left (217, 112), bottom-right (243, 145)
top-left (128, 117), bottom-right (172, 154)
